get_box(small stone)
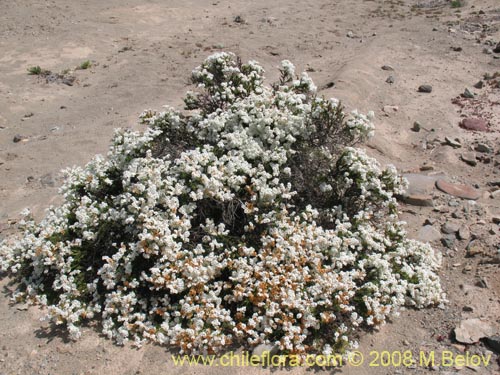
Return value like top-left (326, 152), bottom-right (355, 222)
top-left (346, 30), bottom-right (354, 38)
top-left (460, 117), bottom-right (488, 132)
top-left (454, 319), bottom-right (496, 344)
top-left (417, 225), bottom-right (442, 242)
top-left (418, 84), bottom-right (433, 93)
top-left (494, 42), bottom-right (500, 54)
top-left (441, 222), bottom-right (460, 234)
top-left (451, 46), bottom-right (462, 52)
top-left (475, 143), bottom-right (492, 153)
top-left (424, 217), bottom-right (436, 225)
top-left (485, 336), bottom-right (500, 354)
top-left (462, 88), bottom-right (474, 99)
top-left (444, 136), bottom-right (461, 148)
top-left (381, 65), bottom-right (394, 71)
top-left (382, 105), bottom-right (398, 113)
top-left (483, 48), bottom-right (493, 55)
top-left (436, 179), bottom-right (481, 200)
top-left (441, 237), bottom-right (454, 249)
top-left (458, 226), bottom-right (470, 240)
top-left (252, 343), bottom-right (278, 358)
top-left (411, 121), bottom-right (421, 132)
top-left (460, 152), bottom-right (477, 166)
top-left (473, 80), bottom-right (484, 89)
top-left (13, 134), bottom-right (28, 143)
top-left (233, 15), bottom-right (244, 23)
top-left (462, 306), bottom-right (474, 312)
top-left (466, 240), bottom-right (483, 257)
top-left (386, 75), bottom-right (395, 84)
top-left (40, 173), bottom-right (55, 187)
top-left (399, 174), bottom-right (436, 207)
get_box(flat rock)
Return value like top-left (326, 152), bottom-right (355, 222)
top-left (13, 134), bottom-right (28, 143)
top-left (444, 136), bottom-right (461, 148)
top-left (460, 118), bottom-right (488, 132)
top-left (461, 152), bottom-right (477, 166)
top-left (458, 226), bottom-right (470, 240)
top-left (475, 143), bottom-right (492, 153)
top-left (417, 225), bottom-right (442, 242)
top-left (381, 65), bottom-right (394, 71)
top-left (436, 179), bottom-right (481, 200)
top-left (399, 174), bottom-right (437, 206)
top-left (454, 319), bottom-right (496, 344)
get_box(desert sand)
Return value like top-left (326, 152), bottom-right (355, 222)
top-left (0, 0), bottom-right (499, 374)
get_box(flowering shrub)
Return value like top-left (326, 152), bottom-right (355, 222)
top-left (0, 53), bottom-right (444, 356)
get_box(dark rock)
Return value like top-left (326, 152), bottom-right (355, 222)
top-left (441, 237), bottom-right (454, 249)
top-left (233, 15), bottom-right (244, 23)
top-left (381, 65), bottom-right (394, 71)
top-left (485, 336), bottom-right (500, 354)
top-left (418, 85), bottom-right (433, 93)
top-left (436, 179), bottom-right (481, 200)
top-left (475, 143), bottom-right (492, 153)
top-left (473, 80), bottom-right (484, 89)
top-left (451, 46), bottom-right (462, 52)
top-left (13, 134), bottom-right (28, 143)
top-left (494, 42), bottom-right (500, 54)
top-left (460, 118), bottom-right (488, 132)
top-left (411, 121), bottom-right (421, 132)
top-left (386, 75), bottom-right (395, 84)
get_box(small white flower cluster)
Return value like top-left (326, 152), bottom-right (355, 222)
top-left (0, 53), bottom-right (444, 356)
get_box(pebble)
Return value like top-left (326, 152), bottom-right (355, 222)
top-left (411, 121), bottom-right (421, 132)
top-left (475, 143), bottom-right (492, 153)
top-left (473, 80), bottom-right (484, 89)
top-left (483, 48), bottom-right (493, 55)
top-left (381, 65), bottom-right (394, 71)
top-left (418, 84), bottom-right (433, 93)
top-left (441, 237), bottom-right (454, 249)
top-left (460, 152), bottom-right (477, 166)
top-left (454, 319), bottom-right (496, 344)
top-left (346, 30), bottom-right (354, 38)
top-left (466, 240), bottom-right (483, 257)
top-left (494, 42), bottom-right (500, 54)
top-left (460, 117), bottom-right (488, 132)
top-left (441, 222), bottom-right (459, 234)
top-left (462, 88), bottom-right (474, 99)
top-left (386, 75), bottom-right (395, 84)
top-left (417, 225), bottom-right (442, 242)
top-left (444, 136), bottom-right (461, 148)
top-left (13, 134), bottom-right (28, 143)
top-left (458, 226), bottom-right (470, 240)
top-left (436, 179), bottom-right (481, 200)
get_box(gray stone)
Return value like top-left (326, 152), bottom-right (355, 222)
top-left (417, 225), bottom-right (442, 242)
top-left (473, 80), bottom-right (484, 89)
top-left (40, 173), bottom-right (55, 187)
top-left (13, 134), bottom-right (28, 143)
top-left (411, 121), bottom-right (421, 132)
top-left (386, 75), bottom-right (395, 84)
top-left (462, 88), bottom-right (474, 99)
top-left (381, 65), bottom-right (394, 71)
top-left (475, 143), bottom-right (492, 153)
top-left (461, 152), bottom-right (477, 166)
top-left (441, 237), bottom-right (454, 249)
top-left (418, 84), bottom-right (433, 93)
top-left (444, 136), bottom-right (461, 148)
top-left (454, 319), bottom-right (496, 344)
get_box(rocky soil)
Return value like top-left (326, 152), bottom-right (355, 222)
top-left (0, 0), bottom-right (499, 374)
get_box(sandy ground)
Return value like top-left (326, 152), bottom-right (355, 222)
top-left (0, 0), bottom-right (499, 374)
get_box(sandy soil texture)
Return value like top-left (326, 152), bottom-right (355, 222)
top-left (0, 0), bottom-right (499, 374)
